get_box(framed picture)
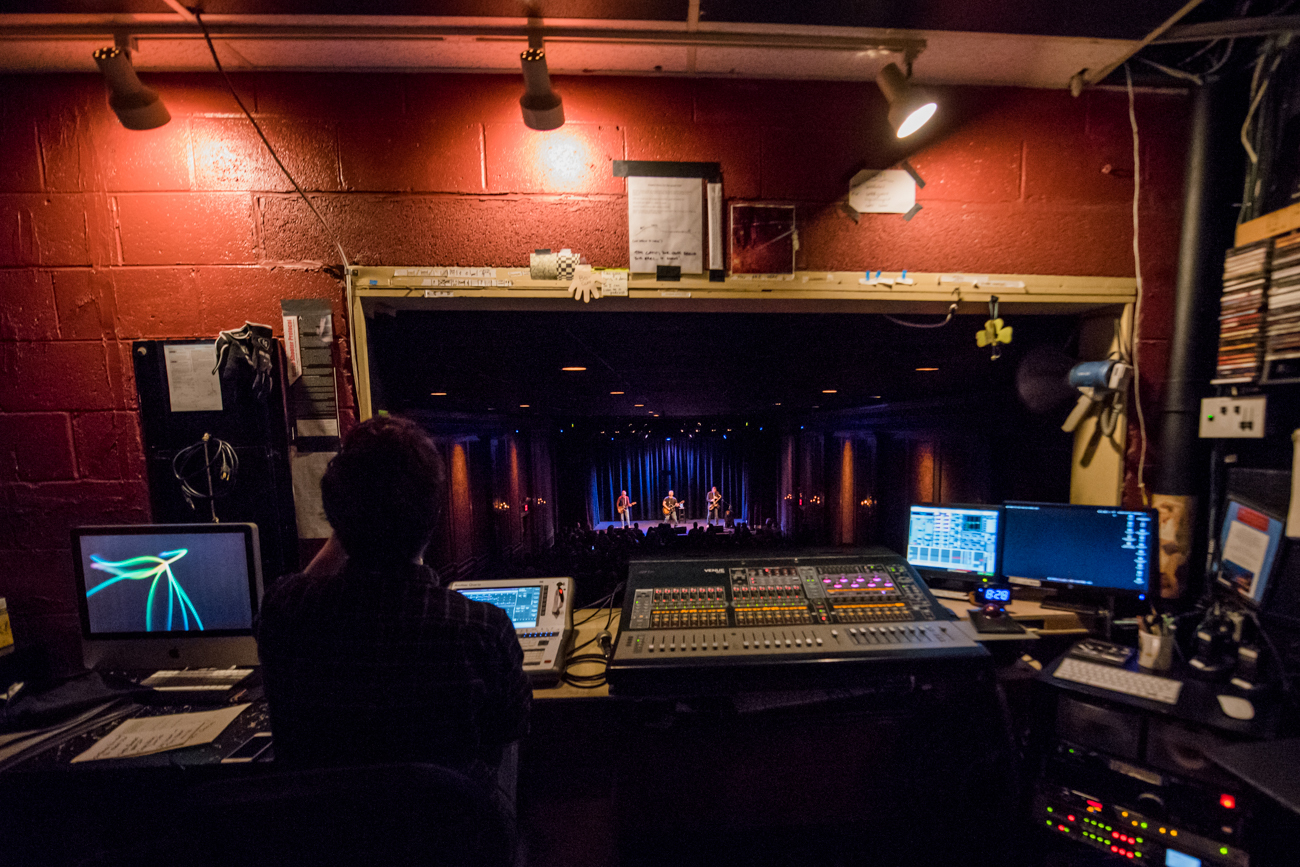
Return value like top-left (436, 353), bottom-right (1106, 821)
top-left (729, 203), bottom-right (796, 274)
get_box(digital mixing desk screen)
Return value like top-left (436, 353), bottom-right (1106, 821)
top-left (456, 586), bottom-right (541, 629)
top-left (906, 505), bottom-right (1001, 579)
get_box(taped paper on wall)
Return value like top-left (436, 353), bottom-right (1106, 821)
top-left (164, 343), bottom-right (223, 413)
top-left (848, 170), bottom-right (915, 214)
top-left (628, 176), bottom-right (703, 274)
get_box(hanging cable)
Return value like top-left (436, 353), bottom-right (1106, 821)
top-left (883, 288), bottom-right (960, 329)
top-left (192, 10), bottom-right (350, 271)
top-left (1125, 65), bottom-right (1151, 506)
top-left (172, 433), bottom-right (238, 522)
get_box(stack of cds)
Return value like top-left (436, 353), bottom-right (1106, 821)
top-left (1263, 231), bottom-right (1300, 382)
top-left (1213, 240), bottom-right (1271, 385)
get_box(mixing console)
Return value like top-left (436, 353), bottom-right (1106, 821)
top-left (609, 548), bottom-right (987, 694)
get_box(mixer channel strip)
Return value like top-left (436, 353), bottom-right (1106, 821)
top-left (648, 586), bottom-right (727, 629)
top-left (733, 583), bottom-right (816, 625)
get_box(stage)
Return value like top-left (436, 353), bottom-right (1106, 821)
top-left (593, 519), bottom-right (735, 533)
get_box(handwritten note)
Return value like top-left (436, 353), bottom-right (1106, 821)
top-left (628, 176), bottom-right (703, 274)
top-left (71, 704), bottom-right (249, 763)
top-left (848, 170), bottom-right (916, 214)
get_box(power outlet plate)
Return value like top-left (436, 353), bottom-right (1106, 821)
top-left (1199, 396), bottom-right (1266, 438)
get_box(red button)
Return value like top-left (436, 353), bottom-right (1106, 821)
top-left (1220, 794), bottom-right (1236, 810)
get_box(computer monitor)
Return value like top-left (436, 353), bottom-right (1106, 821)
top-left (72, 523), bottom-right (264, 669)
top-left (1001, 502), bottom-right (1154, 606)
top-left (905, 504), bottom-right (1002, 590)
top-left (1216, 497), bottom-right (1285, 607)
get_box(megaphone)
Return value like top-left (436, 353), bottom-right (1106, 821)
top-left (1062, 359), bottom-right (1132, 434)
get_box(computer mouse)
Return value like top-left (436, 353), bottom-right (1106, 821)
top-left (1216, 694), bottom-right (1255, 721)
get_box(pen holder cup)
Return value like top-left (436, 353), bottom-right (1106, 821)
top-left (1137, 630), bottom-right (1174, 671)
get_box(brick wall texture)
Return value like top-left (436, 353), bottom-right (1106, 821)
top-left (0, 71), bottom-right (1190, 666)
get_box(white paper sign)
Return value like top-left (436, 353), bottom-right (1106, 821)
top-left (849, 170), bottom-right (916, 214)
top-left (628, 176), bottom-right (703, 274)
top-left (164, 344), bottom-right (223, 413)
top-left (599, 270), bottom-right (629, 296)
top-left (71, 704), bottom-right (249, 762)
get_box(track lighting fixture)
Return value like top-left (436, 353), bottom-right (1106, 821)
top-left (875, 62), bottom-right (936, 138)
top-left (92, 46), bottom-right (171, 130)
top-left (519, 23), bottom-right (564, 131)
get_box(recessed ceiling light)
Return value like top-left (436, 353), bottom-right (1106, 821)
top-left (561, 366), bottom-right (587, 371)
top-left (610, 391), bottom-right (624, 395)
top-left (519, 404), bottom-right (530, 408)
top-left (871, 395), bottom-right (881, 399)
top-left (430, 392), bottom-right (447, 396)
top-left (916, 367), bottom-right (939, 372)
top-left (774, 402), bottom-right (781, 406)
top-left (822, 389), bottom-right (837, 394)
top-left (634, 404), bottom-right (644, 407)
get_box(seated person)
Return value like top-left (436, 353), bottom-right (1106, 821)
top-left (257, 416), bottom-right (530, 792)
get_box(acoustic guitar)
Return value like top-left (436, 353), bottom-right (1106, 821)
top-left (617, 501), bottom-right (637, 514)
top-left (662, 499), bottom-right (684, 516)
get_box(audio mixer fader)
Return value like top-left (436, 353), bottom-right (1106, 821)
top-left (608, 549), bottom-right (987, 694)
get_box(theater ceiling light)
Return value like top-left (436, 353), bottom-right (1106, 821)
top-left (875, 62), bottom-right (936, 138)
top-left (92, 45), bottom-right (170, 130)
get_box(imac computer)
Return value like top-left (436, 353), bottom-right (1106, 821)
top-left (904, 504), bottom-right (1002, 592)
top-left (72, 523), bottom-right (264, 669)
top-left (1001, 502), bottom-right (1155, 620)
top-left (1215, 496), bottom-right (1286, 608)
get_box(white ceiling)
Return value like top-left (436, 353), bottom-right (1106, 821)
top-left (0, 14), bottom-right (1137, 89)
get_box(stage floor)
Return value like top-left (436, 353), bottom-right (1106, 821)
top-left (593, 520), bottom-right (733, 533)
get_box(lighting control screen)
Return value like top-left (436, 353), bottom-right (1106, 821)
top-left (906, 506), bottom-right (1001, 576)
top-left (457, 586), bottom-right (542, 629)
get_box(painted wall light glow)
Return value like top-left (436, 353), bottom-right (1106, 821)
top-left (93, 45), bottom-right (171, 130)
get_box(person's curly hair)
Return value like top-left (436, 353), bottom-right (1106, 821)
top-left (321, 416), bottom-right (445, 563)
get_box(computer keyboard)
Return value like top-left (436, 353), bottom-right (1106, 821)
top-left (1053, 657), bottom-right (1183, 705)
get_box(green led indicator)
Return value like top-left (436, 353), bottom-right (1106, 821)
top-left (1208, 414), bottom-right (1215, 421)
top-left (1140, 823), bottom-right (1147, 829)
top-left (1047, 807), bottom-right (1053, 813)
top-left (1137, 838), bottom-right (1143, 843)
top-left (1220, 848), bottom-right (1228, 856)
top-left (1046, 820), bottom-right (1053, 826)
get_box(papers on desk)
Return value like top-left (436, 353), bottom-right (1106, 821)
top-left (71, 703), bottom-right (249, 763)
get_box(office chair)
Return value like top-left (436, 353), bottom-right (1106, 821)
top-left (84, 762), bottom-right (517, 867)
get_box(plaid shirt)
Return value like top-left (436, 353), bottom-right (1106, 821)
top-left (256, 561), bottom-right (530, 773)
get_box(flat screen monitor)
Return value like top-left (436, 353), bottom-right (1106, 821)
top-left (1217, 497), bottom-right (1285, 607)
top-left (1001, 502), bottom-right (1154, 602)
top-left (72, 523), bottom-right (263, 669)
top-left (905, 504), bottom-right (1002, 589)
top-left (455, 586), bottom-right (542, 629)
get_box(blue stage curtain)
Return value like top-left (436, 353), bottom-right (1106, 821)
top-left (592, 437), bottom-right (750, 526)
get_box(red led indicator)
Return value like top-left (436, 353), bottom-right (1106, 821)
top-left (1220, 794), bottom-right (1236, 810)
top-left (1068, 815), bottom-right (1076, 822)
top-left (1087, 800), bottom-right (1103, 809)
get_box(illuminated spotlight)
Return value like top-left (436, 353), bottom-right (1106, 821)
top-left (430, 392), bottom-right (447, 396)
top-left (92, 45), bottom-right (171, 130)
top-left (610, 391), bottom-right (624, 394)
top-left (876, 62), bottom-right (937, 138)
top-left (519, 34), bottom-right (564, 130)
top-left (561, 366), bottom-right (586, 371)
top-left (774, 402), bottom-right (781, 406)
top-left (916, 367), bottom-right (939, 371)
top-left (871, 395), bottom-right (882, 398)
top-left (822, 389), bottom-right (838, 393)
top-left (634, 404), bottom-right (644, 407)
top-left (519, 404), bottom-right (530, 408)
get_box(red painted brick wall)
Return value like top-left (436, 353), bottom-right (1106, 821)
top-left (0, 71), bottom-right (1188, 667)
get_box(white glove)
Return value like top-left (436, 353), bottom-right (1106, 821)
top-left (567, 264), bottom-right (601, 303)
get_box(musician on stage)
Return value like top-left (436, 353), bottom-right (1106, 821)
top-left (706, 486), bottom-right (723, 526)
top-left (662, 490), bottom-right (683, 526)
top-left (616, 490), bottom-right (635, 528)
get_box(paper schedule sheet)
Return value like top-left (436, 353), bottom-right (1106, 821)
top-left (71, 704), bottom-right (250, 763)
top-left (628, 175), bottom-right (703, 274)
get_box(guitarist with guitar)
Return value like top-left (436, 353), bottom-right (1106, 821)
top-left (662, 490), bottom-right (684, 526)
top-left (616, 490), bottom-right (637, 528)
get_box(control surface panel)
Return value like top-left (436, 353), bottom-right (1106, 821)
top-left (449, 576), bottom-right (573, 687)
top-left (609, 549), bottom-right (985, 694)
